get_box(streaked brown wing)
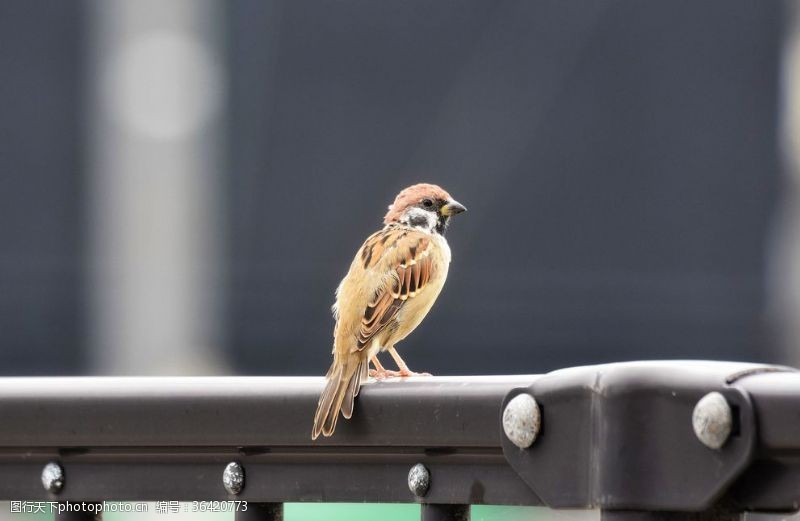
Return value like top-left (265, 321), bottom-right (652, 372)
top-left (355, 228), bottom-right (434, 351)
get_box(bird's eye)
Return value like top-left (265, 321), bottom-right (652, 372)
top-left (422, 198), bottom-right (434, 208)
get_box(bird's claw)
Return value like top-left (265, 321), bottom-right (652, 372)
top-left (397, 370), bottom-right (432, 377)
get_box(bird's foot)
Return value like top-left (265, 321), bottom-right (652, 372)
top-left (369, 369), bottom-right (397, 380)
top-left (369, 369), bottom-right (432, 380)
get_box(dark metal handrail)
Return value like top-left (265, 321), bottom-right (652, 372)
top-left (0, 361), bottom-right (798, 521)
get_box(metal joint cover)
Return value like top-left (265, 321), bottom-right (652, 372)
top-left (500, 362), bottom-right (757, 511)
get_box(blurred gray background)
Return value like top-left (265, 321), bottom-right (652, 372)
top-left (0, 0), bottom-right (791, 376)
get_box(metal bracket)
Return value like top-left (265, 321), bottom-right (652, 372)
top-left (500, 362), bottom-right (759, 511)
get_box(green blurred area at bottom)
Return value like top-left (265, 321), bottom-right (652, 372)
top-left (285, 503), bottom-right (537, 521)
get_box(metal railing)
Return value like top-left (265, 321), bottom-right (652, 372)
top-left (0, 361), bottom-right (798, 521)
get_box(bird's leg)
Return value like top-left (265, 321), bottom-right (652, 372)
top-left (369, 355), bottom-right (385, 379)
top-left (387, 346), bottom-right (432, 377)
top-left (369, 355), bottom-right (398, 380)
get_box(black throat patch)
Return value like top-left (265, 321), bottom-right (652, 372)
top-left (435, 215), bottom-right (450, 235)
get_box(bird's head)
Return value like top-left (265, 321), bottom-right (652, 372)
top-left (383, 183), bottom-right (466, 234)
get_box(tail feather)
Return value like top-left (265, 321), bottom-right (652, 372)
top-left (312, 367), bottom-right (341, 439)
top-left (312, 358), bottom-right (364, 440)
top-left (341, 359), bottom-right (366, 419)
top-left (357, 359), bottom-right (368, 396)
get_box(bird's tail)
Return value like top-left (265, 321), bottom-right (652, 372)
top-left (312, 356), bottom-right (368, 440)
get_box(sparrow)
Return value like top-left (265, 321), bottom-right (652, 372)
top-left (312, 183), bottom-right (466, 439)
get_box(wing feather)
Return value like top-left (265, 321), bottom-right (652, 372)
top-left (354, 228), bottom-right (436, 351)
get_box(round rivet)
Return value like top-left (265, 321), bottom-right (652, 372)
top-left (41, 462), bottom-right (64, 494)
top-left (503, 393), bottom-right (541, 449)
top-left (222, 461), bottom-right (245, 495)
top-left (407, 463), bottom-right (430, 498)
top-left (692, 391), bottom-right (732, 450)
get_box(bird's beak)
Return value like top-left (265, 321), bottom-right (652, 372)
top-left (440, 199), bottom-right (467, 216)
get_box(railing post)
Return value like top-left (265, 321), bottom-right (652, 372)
top-left (55, 502), bottom-right (102, 521)
top-left (421, 504), bottom-right (470, 521)
top-left (236, 502), bottom-right (283, 521)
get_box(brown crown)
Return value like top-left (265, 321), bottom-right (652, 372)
top-left (383, 183), bottom-right (452, 224)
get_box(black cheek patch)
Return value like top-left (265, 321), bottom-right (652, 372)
top-left (409, 214), bottom-right (429, 227)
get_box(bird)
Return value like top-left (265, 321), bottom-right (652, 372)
top-left (312, 183), bottom-right (466, 439)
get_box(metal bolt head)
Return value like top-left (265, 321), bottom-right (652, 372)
top-left (407, 463), bottom-right (430, 498)
top-left (692, 391), bottom-right (732, 450)
top-left (503, 393), bottom-right (541, 449)
top-left (41, 462), bottom-right (64, 494)
top-left (222, 461), bottom-right (245, 495)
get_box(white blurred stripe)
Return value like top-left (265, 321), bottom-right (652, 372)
top-left (86, 0), bottom-right (228, 374)
top-left (768, 2), bottom-right (800, 366)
